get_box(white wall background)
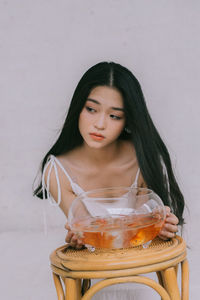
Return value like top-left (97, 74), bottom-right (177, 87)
top-left (0, 1), bottom-right (199, 299)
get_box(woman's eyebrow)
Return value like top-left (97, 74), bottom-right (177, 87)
top-left (86, 98), bottom-right (124, 111)
top-left (87, 98), bottom-right (100, 105)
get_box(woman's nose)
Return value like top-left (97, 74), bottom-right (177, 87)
top-left (94, 113), bottom-right (106, 130)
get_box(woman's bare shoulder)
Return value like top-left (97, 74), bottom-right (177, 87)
top-left (44, 158), bottom-right (74, 193)
top-left (120, 141), bottom-right (147, 187)
top-left (118, 140), bottom-right (137, 165)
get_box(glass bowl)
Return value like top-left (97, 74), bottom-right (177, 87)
top-left (68, 187), bottom-right (166, 249)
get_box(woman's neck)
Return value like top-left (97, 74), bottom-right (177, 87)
top-left (80, 140), bottom-right (123, 167)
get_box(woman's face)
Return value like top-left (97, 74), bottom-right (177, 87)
top-left (79, 86), bottom-right (125, 149)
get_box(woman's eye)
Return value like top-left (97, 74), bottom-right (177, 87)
top-left (85, 106), bottom-right (96, 113)
top-left (110, 114), bottom-right (122, 120)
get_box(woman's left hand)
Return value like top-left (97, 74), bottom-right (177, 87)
top-left (158, 206), bottom-right (179, 240)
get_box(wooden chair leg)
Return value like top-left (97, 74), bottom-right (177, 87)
top-left (82, 279), bottom-right (91, 295)
top-left (181, 259), bottom-right (189, 300)
top-left (162, 267), bottom-right (181, 300)
top-left (52, 273), bottom-right (65, 300)
top-left (156, 271), bottom-right (164, 300)
top-left (175, 264), bottom-right (179, 277)
top-left (157, 271), bottom-right (164, 286)
top-left (65, 278), bottom-right (81, 300)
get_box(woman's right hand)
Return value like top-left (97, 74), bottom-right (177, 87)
top-left (65, 223), bottom-right (84, 249)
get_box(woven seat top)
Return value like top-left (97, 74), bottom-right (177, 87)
top-left (50, 236), bottom-right (186, 272)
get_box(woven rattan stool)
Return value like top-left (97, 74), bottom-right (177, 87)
top-left (50, 236), bottom-right (189, 300)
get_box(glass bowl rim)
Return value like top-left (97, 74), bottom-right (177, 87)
top-left (75, 186), bottom-right (154, 202)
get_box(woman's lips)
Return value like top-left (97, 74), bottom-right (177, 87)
top-left (89, 133), bottom-right (105, 141)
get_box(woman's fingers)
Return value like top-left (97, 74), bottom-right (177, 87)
top-left (165, 206), bottom-right (171, 216)
top-left (65, 222), bottom-right (70, 230)
top-left (65, 225), bottom-right (84, 249)
top-left (69, 236), bottom-right (77, 247)
top-left (158, 231), bottom-right (175, 240)
top-left (163, 222), bottom-right (178, 233)
top-left (164, 206), bottom-right (179, 225)
top-left (159, 224), bottom-right (178, 238)
top-left (76, 240), bottom-right (84, 249)
top-left (70, 236), bottom-right (84, 248)
top-left (159, 207), bottom-right (179, 240)
top-left (165, 214), bottom-right (179, 225)
top-left (65, 230), bottom-right (74, 243)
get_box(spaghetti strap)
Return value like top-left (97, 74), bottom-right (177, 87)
top-left (53, 156), bottom-right (85, 195)
top-left (132, 168), bottom-right (140, 187)
top-left (53, 156), bottom-right (75, 187)
top-left (41, 155), bottom-right (84, 207)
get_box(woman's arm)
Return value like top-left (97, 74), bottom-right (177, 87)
top-left (44, 163), bottom-right (84, 248)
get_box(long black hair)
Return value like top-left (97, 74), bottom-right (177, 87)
top-left (33, 61), bottom-right (185, 225)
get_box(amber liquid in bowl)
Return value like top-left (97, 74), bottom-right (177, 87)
top-left (72, 212), bottom-right (165, 249)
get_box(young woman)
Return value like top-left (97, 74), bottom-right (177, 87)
top-left (34, 61), bottom-right (184, 249)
